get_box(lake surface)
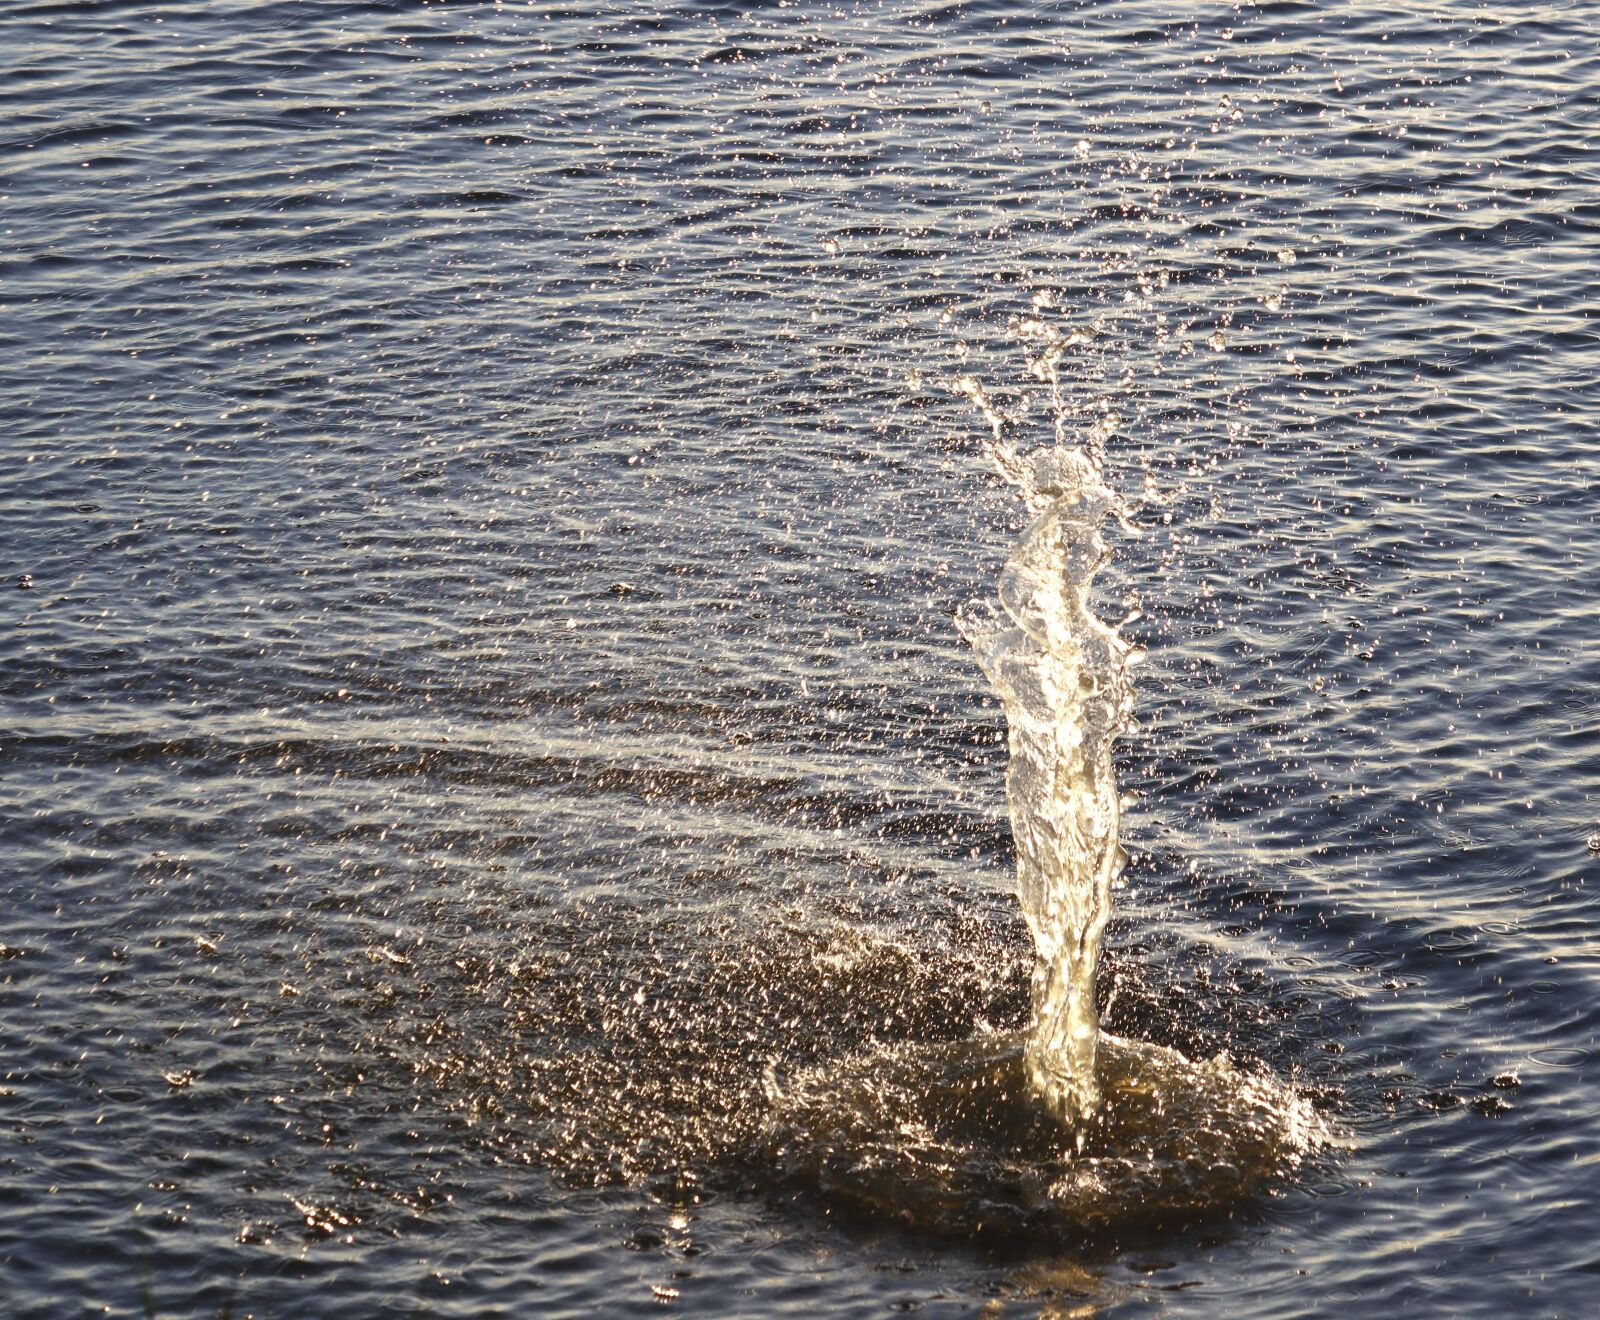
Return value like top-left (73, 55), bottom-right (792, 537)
top-left (3, 0), bottom-right (1598, 1314)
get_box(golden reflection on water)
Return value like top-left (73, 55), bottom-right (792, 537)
top-left (988, 1258), bottom-right (1110, 1318)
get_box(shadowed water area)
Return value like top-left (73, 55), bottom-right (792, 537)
top-left (3, 0), bottom-right (1598, 1315)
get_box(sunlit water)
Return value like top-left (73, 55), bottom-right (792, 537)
top-left (3, 0), bottom-right (1599, 1315)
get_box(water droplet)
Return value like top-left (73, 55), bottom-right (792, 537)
top-left (1275, 247), bottom-right (1297, 264)
top-left (1587, 833), bottom-right (1600, 854)
top-left (1265, 290), bottom-right (1284, 311)
top-left (16, 574), bottom-right (32, 590)
top-left (980, 100), bottom-right (992, 115)
top-left (1075, 139), bottom-right (1091, 159)
top-left (820, 237), bottom-right (841, 256)
top-left (1206, 329), bottom-right (1226, 351)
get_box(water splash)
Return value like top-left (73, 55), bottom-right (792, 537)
top-left (765, 1030), bottom-right (1324, 1239)
top-left (750, 309), bottom-right (1328, 1238)
top-left (951, 317), bottom-right (1137, 1128)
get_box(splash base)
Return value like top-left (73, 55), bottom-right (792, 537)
top-left (764, 1031), bottom-right (1324, 1240)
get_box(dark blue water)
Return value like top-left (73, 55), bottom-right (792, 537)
top-left (3, 0), bottom-right (1598, 1314)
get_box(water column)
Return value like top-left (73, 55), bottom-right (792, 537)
top-left (954, 362), bottom-right (1136, 1128)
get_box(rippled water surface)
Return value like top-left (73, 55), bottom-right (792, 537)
top-left (4, 0), bottom-right (1599, 1314)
